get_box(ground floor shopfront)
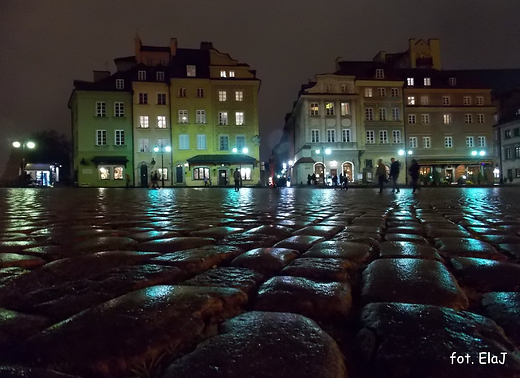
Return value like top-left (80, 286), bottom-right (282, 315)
top-left (414, 159), bottom-right (495, 185)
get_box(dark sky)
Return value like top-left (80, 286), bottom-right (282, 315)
top-left (1, 0), bottom-right (519, 175)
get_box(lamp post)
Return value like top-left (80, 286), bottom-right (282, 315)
top-left (232, 146), bottom-right (248, 187)
top-left (315, 147), bottom-right (331, 186)
top-left (153, 144), bottom-right (171, 187)
top-left (472, 150), bottom-right (486, 183)
top-left (398, 149), bottom-right (412, 185)
top-left (13, 140), bottom-right (36, 186)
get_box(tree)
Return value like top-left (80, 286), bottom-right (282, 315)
top-left (25, 130), bottom-right (71, 184)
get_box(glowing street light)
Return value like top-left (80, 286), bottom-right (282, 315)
top-left (153, 143), bottom-right (171, 187)
top-left (12, 140), bottom-right (36, 186)
top-left (471, 151), bottom-right (478, 156)
top-left (479, 151), bottom-right (486, 156)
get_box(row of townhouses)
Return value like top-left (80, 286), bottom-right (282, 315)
top-left (276, 39), bottom-right (502, 186)
top-left (69, 36), bottom-right (261, 187)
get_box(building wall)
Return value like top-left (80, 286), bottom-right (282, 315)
top-left (500, 120), bottom-right (520, 182)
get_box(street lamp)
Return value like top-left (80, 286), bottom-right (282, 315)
top-left (153, 144), bottom-right (171, 187)
top-left (232, 146), bottom-right (249, 186)
top-left (12, 140), bottom-right (36, 186)
top-left (398, 149), bottom-right (412, 184)
top-left (315, 147), bottom-right (331, 185)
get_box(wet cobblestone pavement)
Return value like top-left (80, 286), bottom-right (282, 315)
top-left (1, 187), bottom-right (520, 378)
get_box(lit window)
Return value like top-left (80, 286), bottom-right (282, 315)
top-left (138, 71), bottom-right (146, 80)
top-left (157, 116), bottom-right (167, 128)
top-left (114, 166), bottom-right (124, 180)
top-left (476, 96), bottom-right (484, 105)
top-left (115, 130), bottom-right (125, 145)
top-left (193, 167), bottom-right (210, 180)
top-left (157, 168), bottom-right (168, 180)
top-left (310, 102), bottom-right (319, 116)
top-left (219, 112), bottom-right (228, 125)
top-left (445, 136), bottom-right (453, 148)
top-left (365, 88), bottom-right (373, 97)
top-left (466, 136), bottom-right (474, 147)
top-left (379, 130), bottom-right (388, 144)
top-left (115, 79), bottom-right (124, 89)
top-left (179, 88), bottom-right (186, 97)
top-left (443, 114), bottom-right (452, 124)
top-left (379, 108), bottom-right (387, 121)
top-left (392, 108), bottom-right (400, 121)
top-left (235, 112), bottom-right (245, 125)
top-left (96, 130), bottom-right (107, 145)
top-left (407, 77), bottom-right (414, 86)
top-left (114, 102), bottom-right (124, 117)
top-left (219, 135), bottom-right (229, 150)
top-left (99, 167), bottom-right (110, 180)
top-left (196, 88), bottom-right (204, 98)
top-left (138, 93), bottom-right (148, 105)
top-left (139, 115), bottom-right (149, 128)
top-left (178, 110), bottom-right (188, 123)
top-left (424, 77), bottom-right (431, 86)
top-left (325, 102), bottom-right (334, 116)
top-left (156, 71), bottom-right (164, 81)
top-left (365, 108), bottom-right (374, 121)
top-left (407, 96), bottom-right (415, 105)
top-left (179, 134), bottom-right (189, 149)
top-left (408, 114), bottom-right (416, 124)
top-left (196, 110), bottom-right (206, 124)
top-left (464, 96), bottom-right (471, 105)
top-left (187, 65), bottom-right (196, 77)
top-left (240, 167), bottom-right (251, 180)
top-left (229, 71), bottom-right (235, 77)
top-left (157, 93), bottom-right (166, 105)
top-left (423, 136), bottom-right (431, 148)
top-left (220, 70), bottom-right (226, 77)
top-left (197, 135), bottom-right (207, 150)
top-left (311, 129), bottom-right (320, 143)
top-left (96, 102), bottom-right (106, 117)
top-left (465, 114), bottom-right (473, 124)
top-left (219, 91), bottom-right (227, 101)
top-left (342, 129), bottom-right (351, 142)
top-left (422, 114), bottom-right (430, 124)
top-left (442, 96), bottom-right (450, 106)
top-left (235, 91), bottom-right (244, 101)
top-left (340, 103), bottom-right (350, 116)
top-left (327, 129), bottom-right (335, 143)
top-left (378, 88), bottom-right (386, 97)
top-left (392, 130), bottom-right (401, 143)
top-left (376, 69), bottom-right (384, 79)
top-left (420, 96), bottom-right (429, 105)
top-left (366, 130), bottom-right (375, 144)
top-left (391, 88), bottom-right (400, 97)
top-left (409, 137), bottom-right (418, 148)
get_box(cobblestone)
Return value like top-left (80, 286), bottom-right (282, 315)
top-left (1, 187), bottom-right (520, 377)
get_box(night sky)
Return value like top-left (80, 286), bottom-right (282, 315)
top-left (1, 0), bottom-right (519, 175)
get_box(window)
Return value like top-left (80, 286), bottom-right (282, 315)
top-left (449, 77), bottom-right (457, 86)
top-left (218, 91), bottom-right (227, 101)
top-left (445, 136), bottom-right (453, 148)
top-left (478, 136), bottom-right (486, 147)
top-left (236, 135), bottom-right (246, 149)
top-left (157, 116), bottom-right (167, 128)
top-left (462, 114), bottom-right (472, 124)
top-left (325, 102), bottom-right (334, 116)
top-left (392, 108), bottom-right (400, 121)
top-left (235, 112), bottom-right (245, 125)
top-left (179, 134), bottom-right (189, 150)
top-left (494, 114), bottom-right (499, 123)
top-left (515, 128), bottom-right (520, 137)
top-left (187, 65), bottom-right (196, 77)
top-left (310, 102), bottom-right (319, 116)
top-left (156, 71), bottom-right (164, 81)
top-left (157, 93), bottom-right (166, 105)
top-left (115, 130), bottom-right (125, 145)
top-left (379, 130), bottom-right (388, 144)
top-left (506, 149), bottom-right (512, 159)
top-left (219, 112), bottom-right (228, 125)
top-left (391, 88), bottom-right (400, 97)
top-left (421, 114), bottom-right (430, 124)
top-left (407, 78), bottom-right (414, 86)
top-left (229, 71), bottom-right (235, 77)
top-left (476, 96), bottom-right (484, 105)
top-left (392, 130), bottom-right (401, 144)
top-left (196, 110), bottom-right (206, 124)
top-left (325, 83), bottom-right (331, 93)
top-left (178, 110), bottom-right (188, 123)
top-left (365, 108), bottom-right (374, 121)
top-left (138, 71), bottom-right (146, 80)
top-left (366, 130), bottom-right (375, 144)
top-left (420, 96), bottom-right (429, 105)
top-left (340, 103), bottom-right (350, 116)
top-left (424, 77), bottom-right (431, 86)
top-left (160, 59), bottom-right (166, 66)
top-left (157, 138), bottom-right (168, 147)
top-left (114, 102), bottom-right (124, 117)
top-left (407, 96), bottom-right (415, 105)
top-left (378, 88), bottom-right (386, 97)
top-left (464, 96), bottom-right (471, 105)
top-left (341, 84), bottom-right (349, 93)
top-left (220, 70), bottom-right (226, 78)
top-left (240, 167), bottom-right (251, 180)
top-left (179, 88), bottom-right (186, 97)
top-left (327, 129), bottom-right (336, 143)
top-left (365, 159), bottom-right (373, 168)
top-left (235, 91), bottom-right (244, 101)
top-left (505, 130), bottom-right (512, 139)
top-left (443, 114), bottom-right (452, 124)
top-left (365, 88), bottom-right (373, 97)
top-left (516, 147), bottom-right (520, 158)
top-left (193, 167), bottom-right (210, 180)
top-left (517, 168), bottom-right (520, 178)
top-left (423, 136), bottom-right (431, 148)
top-left (477, 114), bottom-right (484, 124)
top-left (379, 108), bottom-right (387, 121)
top-left (376, 69), bottom-right (384, 79)
top-left (96, 102), bottom-right (106, 117)
top-left (139, 93), bottom-right (148, 105)
top-left (139, 115), bottom-right (149, 128)
top-left (116, 79), bottom-right (124, 89)
top-left (196, 88), bottom-right (204, 98)
top-left (139, 138), bottom-right (150, 152)
top-left (157, 168), bottom-right (168, 181)
top-left (311, 129), bottom-right (320, 143)
top-left (96, 130), bottom-right (107, 145)
top-left (409, 137), bottom-right (418, 148)
top-left (99, 167), bottom-right (110, 180)
top-left (342, 129), bottom-right (351, 142)
top-left (197, 134), bottom-right (207, 150)
top-left (466, 136), bottom-right (474, 147)
top-left (219, 135), bottom-right (229, 150)
top-left (442, 96), bottom-right (450, 105)
top-left (408, 114), bottom-right (416, 124)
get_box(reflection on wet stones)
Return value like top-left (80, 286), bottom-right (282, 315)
top-left (435, 237), bottom-right (506, 260)
top-left (274, 235), bottom-right (325, 253)
top-left (281, 258), bottom-right (349, 282)
top-left (230, 248), bottom-right (299, 276)
top-left (137, 237), bottom-right (215, 253)
top-left (0, 253), bottom-right (45, 269)
top-left (482, 292), bottom-right (520, 347)
top-left (449, 257), bottom-right (520, 292)
top-left (0, 308), bottom-right (50, 353)
top-left (379, 241), bottom-right (443, 261)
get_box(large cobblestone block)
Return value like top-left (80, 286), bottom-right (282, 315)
top-left (482, 292), bottom-right (520, 347)
top-left (449, 257), bottom-right (520, 292)
top-left (435, 237), bottom-right (506, 260)
top-left (231, 247), bottom-right (299, 275)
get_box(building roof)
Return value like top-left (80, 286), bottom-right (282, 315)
top-left (140, 45), bottom-right (170, 52)
top-left (294, 157), bottom-right (316, 165)
top-left (170, 48), bottom-right (210, 78)
top-left (187, 154), bottom-right (256, 165)
top-left (448, 69), bottom-right (520, 96)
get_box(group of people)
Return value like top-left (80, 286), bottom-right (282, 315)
top-left (375, 158), bottom-right (420, 193)
top-left (331, 173), bottom-right (349, 190)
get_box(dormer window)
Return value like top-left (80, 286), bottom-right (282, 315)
top-left (449, 77), bottom-right (457, 86)
top-left (424, 77), bottom-right (431, 86)
top-left (220, 70), bottom-right (227, 78)
top-left (115, 79), bottom-right (124, 90)
top-left (187, 65), bottom-right (196, 77)
top-left (229, 71), bottom-right (235, 77)
top-left (156, 71), bottom-right (164, 81)
top-left (407, 77), bottom-right (414, 86)
top-left (325, 83), bottom-right (331, 93)
top-left (138, 71), bottom-right (146, 81)
top-left (376, 69), bottom-right (384, 79)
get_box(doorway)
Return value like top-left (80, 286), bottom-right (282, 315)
top-left (176, 166), bottom-right (184, 184)
top-left (446, 168), bottom-right (454, 183)
top-left (140, 165), bottom-right (148, 187)
top-left (218, 169), bottom-right (227, 186)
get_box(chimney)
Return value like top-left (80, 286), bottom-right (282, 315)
top-left (93, 70), bottom-right (110, 82)
top-left (428, 38), bottom-right (442, 70)
top-left (200, 41), bottom-right (213, 50)
top-left (170, 38), bottom-right (178, 56)
top-left (135, 33), bottom-right (142, 62)
top-left (373, 51), bottom-right (386, 63)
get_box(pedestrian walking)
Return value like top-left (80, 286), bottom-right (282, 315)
top-left (307, 174), bottom-right (312, 185)
top-left (376, 159), bottom-right (387, 193)
top-left (151, 171), bottom-right (159, 189)
top-left (332, 174), bottom-right (338, 189)
top-left (312, 173), bottom-right (317, 186)
top-left (342, 174), bottom-right (349, 191)
top-left (409, 159), bottom-right (420, 193)
top-left (389, 157), bottom-right (400, 193)
top-left (204, 176), bottom-right (208, 186)
top-left (125, 173), bottom-right (131, 188)
top-left (233, 168), bottom-right (241, 191)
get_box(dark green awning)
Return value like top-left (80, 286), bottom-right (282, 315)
top-left (187, 154), bottom-right (256, 165)
top-left (91, 156), bottom-right (129, 165)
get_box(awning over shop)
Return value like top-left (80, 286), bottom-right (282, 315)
top-left (417, 159), bottom-right (494, 166)
top-left (91, 156), bottom-right (129, 165)
top-left (187, 154), bottom-right (256, 166)
top-left (294, 157), bottom-right (316, 165)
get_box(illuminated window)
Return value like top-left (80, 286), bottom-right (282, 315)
top-left (379, 130), bottom-right (388, 144)
top-left (96, 102), bottom-right (106, 117)
top-left (379, 108), bottom-right (387, 121)
top-left (179, 134), bottom-right (189, 149)
top-left (240, 167), bottom-right (251, 180)
top-left (443, 114), bottom-right (452, 124)
top-left (445, 136), bottom-right (453, 148)
top-left (157, 116), bottom-right (167, 128)
top-left (158, 168), bottom-right (168, 180)
top-left (178, 110), bottom-right (188, 123)
top-left (139, 93), bottom-right (148, 104)
top-left (392, 130), bottom-right (401, 143)
top-left (235, 112), bottom-right (245, 125)
top-left (342, 129), bottom-right (351, 142)
top-left (516, 147), bottom-right (520, 158)
top-left (138, 71), bottom-right (146, 80)
top-left (115, 130), bottom-right (125, 145)
top-left (219, 112), bottom-right (228, 125)
top-left (365, 88), bottom-right (373, 97)
top-left (325, 102), bottom-right (334, 116)
top-left (311, 129), bottom-right (320, 143)
top-left (229, 71), bottom-right (235, 77)
top-left (197, 134), bottom-right (206, 150)
top-left (235, 91), bottom-right (244, 101)
top-left (366, 130), bottom-right (375, 144)
top-left (340, 103), bottom-right (350, 115)
top-left (196, 88), bottom-right (204, 98)
top-left (179, 88), bottom-right (186, 97)
top-left (156, 71), bottom-right (164, 81)
top-left (139, 115), bottom-right (149, 128)
top-left (114, 166), bottom-right (124, 180)
top-left (365, 108), bottom-right (374, 121)
top-left (422, 114), bottom-right (430, 124)
top-left (99, 167), bottom-right (110, 180)
top-left (96, 130), bottom-right (107, 145)
top-left (423, 136), bottom-right (431, 148)
top-left (407, 96), bottom-right (415, 105)
top-left (424, 77), bottom-right (431, 86)
top-left (187, 65), bottom-right (196, 77)
top-left (196, 110), bottom-right (206, 124)
top-left (409, 137), bottom-right (418, 148)
top-left (193, 167), bottom-right (210, 180)
top-left (220, 70), bottom-right (226, 77)
top-left (407, 77), bottom-right (414, 86)
top-left (466, 136), bottom-right (474, 147)
top-left (157, 93), bottom-right (166, 105)
top-left (218, 91), bottom-right (227, 101)
top-left (310, 102), bottom-right (319, 116)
